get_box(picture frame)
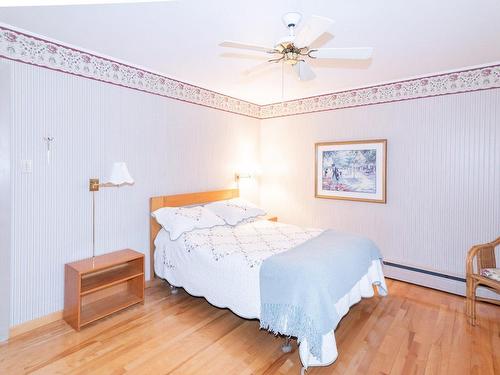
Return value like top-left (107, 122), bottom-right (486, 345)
top-left (315, 139), bottom-right (387, 203)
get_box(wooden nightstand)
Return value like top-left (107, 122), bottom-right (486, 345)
top-left (64, 249), bottom-right (145, 331)
top-left (264, 214), bottom-right (278, 222)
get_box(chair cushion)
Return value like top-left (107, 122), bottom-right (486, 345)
top-left (480, 268), bottom-right (500, 282)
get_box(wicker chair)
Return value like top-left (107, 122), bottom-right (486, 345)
top-left (466, 237), bottom-right (500, 325)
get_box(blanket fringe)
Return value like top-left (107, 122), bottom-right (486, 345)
top-left (260, 303), bottom-right (323, 361)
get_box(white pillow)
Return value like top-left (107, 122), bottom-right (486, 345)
top-left (204, 198), bottom-right (266, 226)
top-left (152, 206), bottom-right (225, 240)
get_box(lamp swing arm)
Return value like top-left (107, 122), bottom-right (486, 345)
top-left (89, 178), bottom-right (123, 191)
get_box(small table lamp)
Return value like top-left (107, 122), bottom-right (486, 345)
top-left (89, 162), bottom-right (134, 259)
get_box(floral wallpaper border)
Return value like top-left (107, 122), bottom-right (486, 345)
top-left (0, 25), bottom-right (261, 119)
top-left (1, 25), bottom-right (499, 120)
top-left (260, 64), bottom-right (500, 118)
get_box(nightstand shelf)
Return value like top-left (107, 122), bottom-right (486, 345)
top-left (64, 249), bottom-right (145, 331)
top-left (80, 291), bottom-right (143, 327)
top-left (81, 262), bottom-right (143, 295)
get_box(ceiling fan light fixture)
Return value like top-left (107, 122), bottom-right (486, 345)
top-left (284, 51), bottom-right (300, 64)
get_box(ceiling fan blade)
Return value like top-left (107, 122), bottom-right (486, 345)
top-left (242, 61), bottom-right (276, 76)
top-left (294, 15), bottom-right (334, 48)
top-left (310, 47), bottom-right (373, 60)
top-left (293, 61), bottom-right (316, 81)
top-left (220, 52), bottom-right (271, 61)
top-left (219, 41), bottom-right (274, 53)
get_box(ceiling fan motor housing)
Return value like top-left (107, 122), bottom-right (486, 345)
top-left (276, 12), bottom-right (302, 48)
top-left (282, 12), bottom-right (302, 29)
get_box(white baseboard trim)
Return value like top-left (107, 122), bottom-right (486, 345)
top-left (383, 262), bottom-right (499, 300)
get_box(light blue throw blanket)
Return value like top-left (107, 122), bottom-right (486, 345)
top-left (259, 230), bottom-right (384, 360)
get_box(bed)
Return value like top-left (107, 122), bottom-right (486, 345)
top-left (150, 189), bottom-right (387, 370)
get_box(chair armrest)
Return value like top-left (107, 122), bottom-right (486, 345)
top-left (466, 237), bottom-right (500, 276)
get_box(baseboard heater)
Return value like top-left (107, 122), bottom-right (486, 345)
top-left (382, 261), bottom-right (465, 283)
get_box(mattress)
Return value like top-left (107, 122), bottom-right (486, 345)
top-left (153, 219), bottom-right (387, 368)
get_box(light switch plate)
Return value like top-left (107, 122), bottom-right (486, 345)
top-left (21, 159), bottom-right (32, 173)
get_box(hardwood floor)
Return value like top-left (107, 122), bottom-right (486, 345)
top-left (0, 279), bottom-right (498, 375)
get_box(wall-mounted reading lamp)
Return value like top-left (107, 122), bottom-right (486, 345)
top-left (234, 172), bottom-right (253, 183)
top-left (89, 162), bottom-right (134, 259)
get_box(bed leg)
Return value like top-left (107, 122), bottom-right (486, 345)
top-left (169, 285), bottom-right (179, 295)
top-left (281, 336), bottom-right (292, 353)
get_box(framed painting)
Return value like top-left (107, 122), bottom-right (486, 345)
top-left (315, 139), bottom-right (387, 203)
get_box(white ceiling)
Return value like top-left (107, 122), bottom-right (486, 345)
top-left (1, 0), bottom-right (499, 104)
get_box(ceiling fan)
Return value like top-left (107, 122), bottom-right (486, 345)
top-left (219, 12), bottom-right (373, 81)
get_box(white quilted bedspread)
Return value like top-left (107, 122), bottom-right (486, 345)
top-left (182, 219), bottom-right (323, 267)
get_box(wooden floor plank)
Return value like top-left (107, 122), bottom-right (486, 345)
top-left (0, 279), bottom-right (498, 374)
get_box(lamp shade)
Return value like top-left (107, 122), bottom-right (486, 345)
top-left (106, 162), bottom-right (134, 186)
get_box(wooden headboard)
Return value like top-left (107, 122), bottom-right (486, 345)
top-left (149, 188), bottom-right (239, 279)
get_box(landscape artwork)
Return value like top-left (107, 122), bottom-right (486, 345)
top-left (315, 140), bottom-right (387, 203)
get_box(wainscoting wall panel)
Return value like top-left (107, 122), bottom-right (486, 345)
top-left (260, 89), bottom-right (500, 290)
top-left (5, 60), bottom-right (260, 326)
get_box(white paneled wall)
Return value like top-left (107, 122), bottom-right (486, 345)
top-left (6, 55), bottom-right (500, 326)
top-left (0, 63), bottom-right (11, 340)
top-left (260, 90), bottom-right (500, 282)
top-left (5, 60), bottom-right (260, 326)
